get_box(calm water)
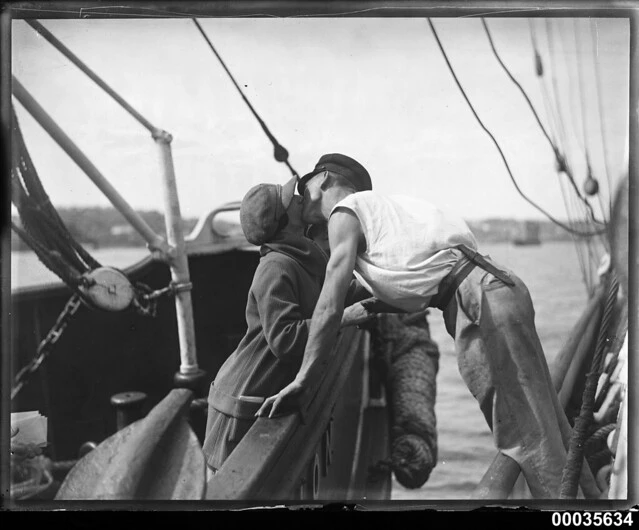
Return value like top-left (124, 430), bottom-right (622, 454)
top-left (10, 241), bottom-right (592, 500)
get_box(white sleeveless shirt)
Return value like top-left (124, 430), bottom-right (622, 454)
top-left (331, 191), bottom-right (478, 312)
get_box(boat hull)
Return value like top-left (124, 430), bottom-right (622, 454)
top-left (11, 244), bottom-right (391, 500)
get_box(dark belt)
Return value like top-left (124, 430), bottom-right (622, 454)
top-left (208, 386), bottom-right (265, 420)
top-left (429, 244), bottom-right (515, 311)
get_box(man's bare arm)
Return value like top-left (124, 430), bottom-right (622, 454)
top-left (294, 209), bottom-right (362, 385)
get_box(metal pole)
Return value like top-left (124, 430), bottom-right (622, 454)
top-left (12, 76), bottom-right (170, 259)
top-left (154, 130), bottom-right (204, 383)
top-left (25, 19), bottom-right (157, 135)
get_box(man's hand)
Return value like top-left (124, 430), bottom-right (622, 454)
top-left (340, 302), bottom-right (376, 327)
top-left (256, 379), bottom-right (305, 418)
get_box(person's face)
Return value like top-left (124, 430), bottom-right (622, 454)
top-left (309, 224), bottom-right (330, 255)
top-left (301, 173), bottom-right (326, 224)
top-left (285, 194), bottom-right (304, 226)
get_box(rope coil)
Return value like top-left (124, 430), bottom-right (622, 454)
top-left (370, 310), bottom-right (439, 489)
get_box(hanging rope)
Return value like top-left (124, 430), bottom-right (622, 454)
top-left (11, 105), bottom-right (168, 319)
top-left (528, 19), bottom-right (560, 147)
top-left (589, 19), bottom-right (614, 218)
top-left (529, 18), bottom-right (602, 288)
top-left (11, 221), bottom-right (88, 289)
top-left (572, 20), bottom-right (610, 230)
top-left (573, 20), bottom-right (594, 172)
top-left (11, 106), bottom-right (102, 283)
top-left (559, 274), bottom-right (619, 499)
top-left (550, 20), bottom-right (588, 162)
top-left (427, 19), bottom-right (605, 238)
top-left (544, 19), bottom-right (572, 161)
top-left (482, 19), bottom-right (606, 229)
top-left (191, 18), bottom-right (300, 180)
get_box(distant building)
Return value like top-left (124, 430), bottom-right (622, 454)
top-left (110, 224), bottom-right (135, 236)
top-left (512, 221), bottom-right (541, 246)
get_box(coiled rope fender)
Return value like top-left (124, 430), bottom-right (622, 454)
top-left (584, 423), bottom-right (616, 475)
top-left (370, 310), bottom-right (440, 489)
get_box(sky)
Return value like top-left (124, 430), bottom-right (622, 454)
top-left (10, 13), bottom-right (630, 223)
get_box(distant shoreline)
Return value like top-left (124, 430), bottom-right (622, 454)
top-left (10, 207), bottom-right (581, 252)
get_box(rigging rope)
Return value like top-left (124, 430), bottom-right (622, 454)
top-left (11, 105), bottom-right (102, 284)
top-left (589, 19), bottom-right (614, 217)
top-left (553, 20), bottom-right (589, 162)
top-left (544, 19), bottom-right (572, 160)
top-left (545, 20), bottom-right (610, 250)
top-left (11, 104), bottom-right (168, 319)
top-left (482, 19), bottom-right (606, 230)
top-left (559, 274), bottom-right (619, 499)
top-left (573, 19), bottom-right (594, 172)
top-left (191, 18), bottom-right (300, 180)
top-left (558, 174), bottom-right (591, 289)
top-left (427, 19), bottom-right (605, 238)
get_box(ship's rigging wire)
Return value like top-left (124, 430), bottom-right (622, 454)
top-left (482, 19), bottom-right (606, 230)
top-left (484, 16), bottom-right (610, 293)
top-left (554, 21), bottom-right (610, 233)
top-left (544, 18), bottom-right (611, 289)
top-left (589, 18), bottom-right (614, 218)
top-left (590, 21), bottom-right (614, 211)
top-left (544, 19), bottom-right (610, 245)
top-left (555, 21), bottom-right (611, 233)
top-left (573, 19), bottom-right (595, 174)
top-left (572, 19), bottom-right (611, 232)
top-left (554, 21), bottom-right (590, 169)
top-left (10, 105), bottom-right (101, 286)
top-left (427, 18), bottom-right (604, 238)
top-left (191, 18), bottom-right (300, 180)
top-left (544, 19), bottom-right (572, 161)
top-left (527, 19), bottom-right (560, 147)
top-left (558, 175), bottom-right (591, 289)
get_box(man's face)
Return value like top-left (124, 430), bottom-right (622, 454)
top-left (301, 173), bottom-right (326, 224)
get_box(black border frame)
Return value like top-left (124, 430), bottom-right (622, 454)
top-left (1, 0), bottom-right (636, 517)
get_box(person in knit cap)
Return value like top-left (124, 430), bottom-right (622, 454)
top-left (202, 174), bottom-right (367, 475)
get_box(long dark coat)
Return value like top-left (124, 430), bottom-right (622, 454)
top-left (202, 232), bottom-right (327, 470)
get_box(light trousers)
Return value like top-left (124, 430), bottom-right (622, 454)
top-left (441, 255), bottom-right (600, 498)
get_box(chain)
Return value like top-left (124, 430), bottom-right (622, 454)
top-left (131, 281), bottom-right (192, 318)
top-left (11, 294), bottom-right (83, 401)
top-left (11, 279), bottom-right (193, 398)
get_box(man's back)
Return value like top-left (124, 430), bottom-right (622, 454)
top-left (331, 191), bottom-right (477, 311)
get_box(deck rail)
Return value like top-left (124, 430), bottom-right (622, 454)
top-left (206, 327), bottom-right (369, 500)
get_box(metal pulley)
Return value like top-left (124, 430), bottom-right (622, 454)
top-left (78, 267), bottom-right (135, 312)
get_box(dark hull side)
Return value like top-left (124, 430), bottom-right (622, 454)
top-left (11, 247), bottom-right (391, 500)
top-left (11, 249), bottom-right (259, 461)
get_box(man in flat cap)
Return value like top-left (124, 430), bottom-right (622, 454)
top-left (257, 153), bottom-right (600, 499)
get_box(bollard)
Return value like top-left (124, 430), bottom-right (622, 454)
top-left (78, 441), bottom-right (98, 458)
top-left (110, 391), bottom-right (148, 432)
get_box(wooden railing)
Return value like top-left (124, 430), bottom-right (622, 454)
top-left (206, 326), bottom-right (368, 501)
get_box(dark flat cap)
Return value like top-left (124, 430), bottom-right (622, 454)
top-left (297, 153), bottom-right (372, 195)
top-left (240, 176), bottom-right (297, 245)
